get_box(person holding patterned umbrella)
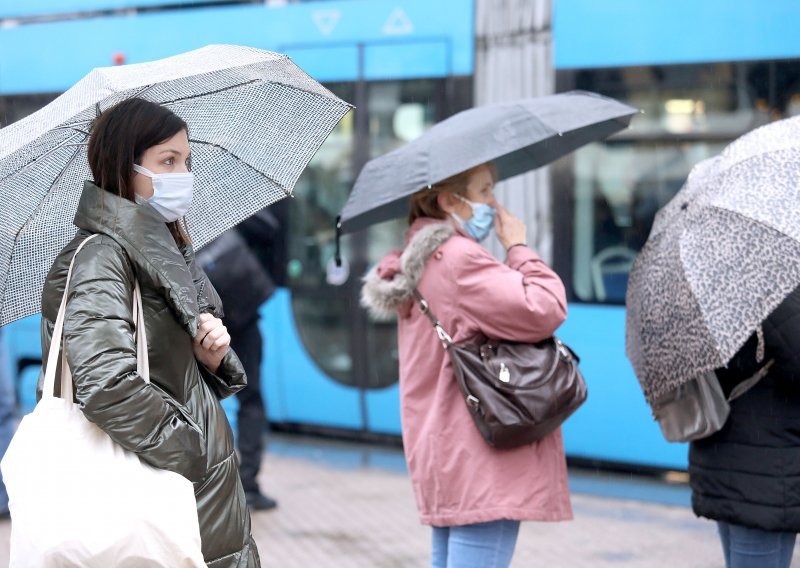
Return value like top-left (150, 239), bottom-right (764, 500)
top-left (39, 98), bottom-right (260, 566)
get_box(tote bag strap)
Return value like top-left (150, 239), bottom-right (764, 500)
top-left (42, 234), bottom-right (149, 400)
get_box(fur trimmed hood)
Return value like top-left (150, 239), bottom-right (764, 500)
top-left (361, 221), bottom-right (456, 319)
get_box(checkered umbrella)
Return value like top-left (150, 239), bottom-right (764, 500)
top-left (626, 116), bottom-right (800, 404)
top-left (0, 44), bottom-right (351, 326)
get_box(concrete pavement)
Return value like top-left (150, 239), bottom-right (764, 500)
top-left (0, 435), bottom-right (783, 567)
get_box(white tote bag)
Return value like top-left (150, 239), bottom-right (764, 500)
top-left (1, 235), bottom-right (205, 568)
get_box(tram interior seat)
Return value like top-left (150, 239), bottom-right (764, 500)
top-left (591, 246), bottom-right (638, 303)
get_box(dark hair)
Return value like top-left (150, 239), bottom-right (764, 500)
top-left (408, 163), bottom-right (497, 225)
top-left (87, 97), bottom-right (190, 244)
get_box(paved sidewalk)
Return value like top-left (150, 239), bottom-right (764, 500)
top-left (249, 449), bottom-right (722, 567)
top-left (0, 436), bottom-right (784, 567)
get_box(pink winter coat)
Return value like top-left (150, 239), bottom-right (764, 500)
top-left (361, 217), bottom-right (573, 526)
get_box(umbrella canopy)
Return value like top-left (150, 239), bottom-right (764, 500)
top-left (626, 116), bottom-right (800, 404)
top-left (0, 44), bottom-right (351, 326)
top-left (337, 90), bottom-right (638, 234)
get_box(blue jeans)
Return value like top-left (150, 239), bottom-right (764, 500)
top-left (718, 521), bottom-right (796, 568)
top-left (431, 520), bottom-right (520, 568)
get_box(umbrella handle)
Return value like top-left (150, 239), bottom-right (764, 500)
top-left (334, 216), bottom-right (342, 268)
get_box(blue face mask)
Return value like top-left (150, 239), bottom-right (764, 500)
top-left (451, 194), bottom-right (496, 242)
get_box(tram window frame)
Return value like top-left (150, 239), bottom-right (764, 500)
top-left (287, 76), bottom-right (473, 388)
top-left (552, 59), bottom-right (800, 305)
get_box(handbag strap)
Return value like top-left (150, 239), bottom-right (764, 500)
top-left (42, 234), bottom-right (149, 401)
top-left (412, 288), bottom-right (453, 348)
top-left (412, 288), bottom-right (483, 409)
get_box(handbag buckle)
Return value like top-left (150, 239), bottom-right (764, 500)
top-left (466, 394), bottom-right (480, 410)
top-left (555, 338), bottom-right (571, 361)
top-left (435, 324), bottom-right (453, 347)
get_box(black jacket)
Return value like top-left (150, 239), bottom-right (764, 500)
top-left (196, 209), bottom-right (280, 331)
top-left (689, 284), bottom-right (800, 532)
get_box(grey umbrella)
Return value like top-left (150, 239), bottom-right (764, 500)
top-left (0, 44), bottom-right (351, 326)
top-left (626, 116), bottom-right (800, 404)
top-left (337, 90), bottom-right (638, 235)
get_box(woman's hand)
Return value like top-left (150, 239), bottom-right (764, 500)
top-left (193, 313), bottom-right (230, 374)
top-left (495, 204), bottom-right (528, 250)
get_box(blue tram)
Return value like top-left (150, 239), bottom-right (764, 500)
top-left (2, 0), bottom-right (800, 471)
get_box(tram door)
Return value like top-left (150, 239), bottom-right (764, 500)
top-left (262, 41), bottom-right (468, 436)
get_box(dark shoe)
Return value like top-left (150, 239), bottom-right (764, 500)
top-left (245, 491), bottom-right (277, 511)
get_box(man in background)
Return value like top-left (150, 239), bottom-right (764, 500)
top-left (197, 208), bottom-right (282, 511)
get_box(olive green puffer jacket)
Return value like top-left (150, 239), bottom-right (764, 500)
top-left (39, 181), bottom-right (260, 567)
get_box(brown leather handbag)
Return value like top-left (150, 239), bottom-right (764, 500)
top-left (413, 289), bottom-right (587, 449)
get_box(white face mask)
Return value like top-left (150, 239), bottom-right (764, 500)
top-left (132, 164), bottom-right (194, 223)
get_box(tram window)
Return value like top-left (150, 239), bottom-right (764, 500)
top-left (286, 78), bottom-right (452, 388)
top-left (571, 141), bottom-right (724, 303)
top-left (364, 79), bottom-right (445, 388)
top-left (286, 82), bottom-right (355, 383)
top-left (561, 59), bottom-right (800, 304)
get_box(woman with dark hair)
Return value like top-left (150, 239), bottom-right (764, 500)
top-left (361, 163), bottom-right (572, 568)
top-left (39, 97), bottom-right (260, 566)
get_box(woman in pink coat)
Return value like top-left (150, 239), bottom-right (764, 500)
top-left (361, 163), bottom-right (572, 567)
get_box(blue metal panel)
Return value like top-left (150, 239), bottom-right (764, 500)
top-left (558, 303), bottom-right (688, 470)
top-left (260, 289), bottom-right (364, 430)
top-left (283, 45), bottom-right (360, 83)
top-left (554, 0), bottom-right (800, 69)
top-left (364, 40), bottom-right (451, 81)
top-left (0, 0), bottom-right (474, 94)
top-left (2, 315), bottom-right (41, 374)
top-left (0, 0), bottom-right (220, 19)
top-left (365, 383), bottom-right (401, 435)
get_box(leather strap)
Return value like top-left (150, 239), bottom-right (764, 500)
top-left (412, 288), bottom-right (453, 347)
top-left (412, 288), bottom-right (483, 408)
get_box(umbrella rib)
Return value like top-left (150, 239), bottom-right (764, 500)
top-left (188, 139), bottom-right (291, 197)
top-left (0, 132), bottom-right (87, 186)
top-left (159, 78), bottom-right (353, 111)
top-left (13, 141), bottom-right (84, 246)
top-left (159, 79), bottom-right (260, 106)
top-left (48, 78), bottom-right (351, 132)
top-left (50, 125), bottom-right (91, 136)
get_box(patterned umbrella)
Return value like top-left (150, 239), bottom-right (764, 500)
top-left (0, 44), bottom-right (351, 326)
top-left (626, 116), bottom-right (800, 404)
